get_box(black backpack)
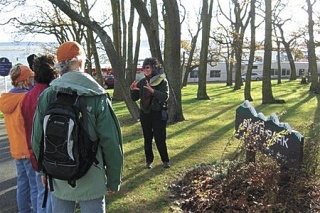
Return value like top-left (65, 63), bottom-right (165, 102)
top-left (40, 91), bottom-right (100, 192)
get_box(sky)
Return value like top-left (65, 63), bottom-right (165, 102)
top-left (0, 0), bottom-right (57, 42)
top-left (0, 0), bottom-right (315, 92)
top-left (0, 1), bottom-right (311, 43)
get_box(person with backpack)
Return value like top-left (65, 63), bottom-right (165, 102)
top-left (0, 64), bottom-right (38, 213)
top-left (130, 57), bottom-right (170, 169)
top-left (31, 41), bottom-right (123, 213)
top-left (22, 54), bottom-right (59, 213)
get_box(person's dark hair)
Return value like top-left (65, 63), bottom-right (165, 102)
top-left (143, 57), bottom-right (163, 76)
top-left (27, 54), bottom-right (37, 71)
top-left (143, 57), bottom-right (160, 69)
top-left (33, 54), bottom-right (59, 84)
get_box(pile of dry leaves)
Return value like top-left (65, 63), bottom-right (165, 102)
top-left (168, 161), bottom-right (320, 212)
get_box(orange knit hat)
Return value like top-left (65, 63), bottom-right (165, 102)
top-left (14, 65), bottom-right (34, 83)
top-left (56, 41), bottom-right (84, 62)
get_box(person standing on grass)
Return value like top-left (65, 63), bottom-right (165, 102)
top-left (0, 64), bottom-right (38, 213)
top-left (22, 54), bottom-right (59, 213)
top-left (130, 57), bottom-right (170, 169)
top-left (31, 41), bottom-right (123, 213)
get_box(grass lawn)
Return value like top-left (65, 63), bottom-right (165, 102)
top-left (106, 80), bottom-right (319, 212)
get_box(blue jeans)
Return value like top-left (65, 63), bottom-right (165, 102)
top-left (51, 195), bottom-right (105, 213)
top-left (15, 159), bottom-right (37, 213)
top-left (36, 172), bottom-right (52, 213)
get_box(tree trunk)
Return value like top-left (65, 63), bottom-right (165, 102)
top-left (244, 0), bottom-right (256, 102)
top-left (182, 30), bottom-right (200, 87)
top-left (131, 0), bottom-right (162, 62)
top-left (233, 42), bottom-right (243, 90)
top-left (276, 40), bottom-right (282, 84)
top-left (306, 0), bottom-right (319, 92)
top-left (81, 0), bottom-right (104, 87)
top-left (284, 43), bottom-right (297, 80)
top-left (197, 0), bottom-right (212, 100)
top-left (262, 0), bottom-right (275, 104)
top-left (163, 0), bottom-right (185, 123)
top-left (111, 0), bottom-right (124, 101)
top-left (232, 0), bottom-right (250, 91)
top-left (226, 50), bottom-right (235, 86)
top-left (127, 3), bottom-right (135, 85)
top-left (277, 24), bottom-right (297, 81)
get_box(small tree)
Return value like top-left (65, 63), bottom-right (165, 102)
top-left (306, 0), bottom-right (319, 92)
top-left (197, 0), bottom-right (213, 100)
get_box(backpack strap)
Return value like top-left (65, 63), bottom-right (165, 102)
top-left (42, 177), bottom-right (48, 208)
top-left (41, 172), bottom-right (54, 208)
top-left (48, 174), bottom-right (54, 191)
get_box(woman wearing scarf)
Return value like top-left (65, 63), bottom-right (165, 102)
top-left (130, 57), bottom-right (170, 169)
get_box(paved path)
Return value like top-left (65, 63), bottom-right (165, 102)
top-left (0, 119), bottom-right (18, 213)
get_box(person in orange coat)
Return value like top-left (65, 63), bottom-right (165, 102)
top-left (0, 64), bottom-right (38, 213)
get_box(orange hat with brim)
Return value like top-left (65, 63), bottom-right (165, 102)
top-left (15, 65), bottom-right (34, 83)
top-left (57, 41), bottom-right (83, 62)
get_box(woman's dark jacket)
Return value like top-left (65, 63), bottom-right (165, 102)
top-left (130, 72), bottom-right (169, 113)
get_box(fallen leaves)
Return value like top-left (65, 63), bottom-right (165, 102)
top-left (168, 161), bottom-right (320, 212)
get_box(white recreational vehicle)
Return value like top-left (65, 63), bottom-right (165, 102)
top-left (186, 61), bottom-right (320, 83)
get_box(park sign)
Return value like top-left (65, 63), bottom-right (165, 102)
top-left (235, 100), bottom-right (304, 168)
top-left (0, 57), bottom-right (12, 76)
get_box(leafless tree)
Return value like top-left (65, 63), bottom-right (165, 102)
top-left (181, 26), bottom-right (201, 87)
top-left (197, 0), bottom-right (213, 100)
top-left (131, 0), bottom-right (162, 61)
top-left (163, 0), bottom-right (185, 121)
top-left (48, 0), bottom-right (140, 120)
top-left (1, 0), bottom-right (109, 87)
top-left (211, 23), bottom-right (235, 86)
top-left (110, 0), bottom-right (124, 100)
top-left (262, 0), bottom-right (284, 104)
top-left (273, 0), bottom-right (305, 81)
top-left (262, 0), bottom-right (274, 104)
top-left (305, 0), bottom-right (319, 92)
top-left (218, 0), bottom-right (251, 91)
top-left (243, 0), bottom-right (257, 101)
top-left (127, 2), bottom-right (142, 85)
top-left (181, 6), bottom-right (202, 87)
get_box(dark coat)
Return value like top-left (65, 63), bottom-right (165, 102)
top-left (130, 73), bottom-right (169, 113)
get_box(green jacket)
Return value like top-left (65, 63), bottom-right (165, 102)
top-left (31, 71), bottom-right (123, 201)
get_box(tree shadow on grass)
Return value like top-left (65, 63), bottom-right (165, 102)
top-left (112, 83), bottom-right (318, 212)
top-left (108, 102), bottom-right (240, 212)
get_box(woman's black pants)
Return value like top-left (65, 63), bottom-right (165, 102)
top-left (140, 110), bottom-right (169, 163)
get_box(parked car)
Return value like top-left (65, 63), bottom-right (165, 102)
top-left (242, 72), bottom-right (263, 81)
top-left (104, 75), bottom-right (114, 89)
